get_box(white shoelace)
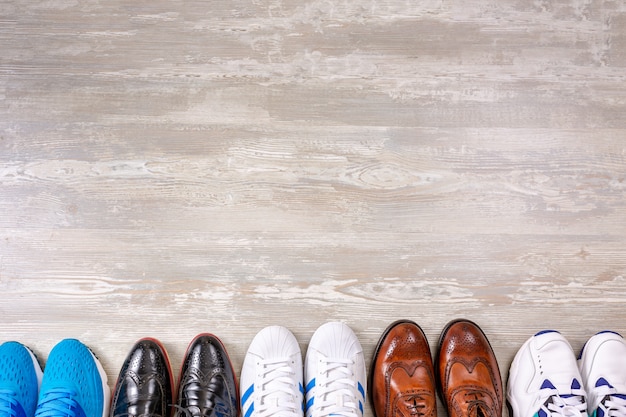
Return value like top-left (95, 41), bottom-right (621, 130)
top-left (600, 395), bottom-right (626, 417)
top-left (542, 389), bottom-right (587, 417)
top-left (256, 358), bottom-right (300, 417)
top-left (313, 357), bottom-right (359, 417)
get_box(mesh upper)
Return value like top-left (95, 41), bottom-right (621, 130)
top-left (0, 341), bottom-right (41, 417)
top-left (37, 339), bottom-right (104, 417)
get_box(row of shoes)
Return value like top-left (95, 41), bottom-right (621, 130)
top-left (1, 320), bottom-right (625, 417)
top-left (0, 322), bottom-right (364, 417)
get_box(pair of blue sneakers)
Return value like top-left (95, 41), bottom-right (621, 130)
top-left (0, 339), bottom-right (110, 417)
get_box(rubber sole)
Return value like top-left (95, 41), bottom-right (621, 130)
top-left (24, 345), bottom-right (44, 391)
top-left (84, 344), bottom-right (111, 417)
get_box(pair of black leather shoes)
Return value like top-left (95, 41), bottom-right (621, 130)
top-left (110, 335), bottom-right (238, 417)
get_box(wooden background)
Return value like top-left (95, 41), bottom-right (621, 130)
top-left (1, 0), bottom-right (625, 415)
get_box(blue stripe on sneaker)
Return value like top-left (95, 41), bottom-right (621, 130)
top-left (596, 378), bottom-right (613, 388)
top-left (244, 403), bottom-right (254, 417)
top-left (358, 382), bottom-right (365, 398)
top-left (242, 384), bottom-right (254, 405)
top-left (305, 379), bottom-right (316, 410)
top-left (359, 401), bottom-right (363, 414)
top-left (306, 378), bottom-right (316, 391)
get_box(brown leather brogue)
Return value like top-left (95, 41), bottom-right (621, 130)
top-left (369, 320), bottom-right (437, 417)
top-left (436, 319), bottom-right (503, 417)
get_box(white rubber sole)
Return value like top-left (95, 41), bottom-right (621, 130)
top-left (85, 345), bottom-right (111, 417)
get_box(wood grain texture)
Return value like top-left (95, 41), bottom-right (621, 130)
top-left (1, 0), bottom-right (625, 416)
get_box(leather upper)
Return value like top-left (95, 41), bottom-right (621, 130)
top-left (110, 339), bottom-right (173, 417)
top-left (175, 334), bottom-right (238, 417)
top-left (370, 320), bottom-right (437, 417)
top-left (437, 320), bottom-right (502, 417)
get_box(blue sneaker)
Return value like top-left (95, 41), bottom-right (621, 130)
top-left (35, 339), bottom-right (110, 417)
top-left (0, 341), bottom-right (43, 417)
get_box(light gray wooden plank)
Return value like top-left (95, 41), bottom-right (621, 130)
top-left (1, 1), bottom-right (626, 417)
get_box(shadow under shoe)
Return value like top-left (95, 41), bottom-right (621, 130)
top-left (110, 338), bottom-right (174, 417)
top-left (175, 334), bottom-right (238, 417)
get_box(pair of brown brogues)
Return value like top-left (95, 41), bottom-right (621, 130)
top-left (369, 319), bottom-right (503, 417)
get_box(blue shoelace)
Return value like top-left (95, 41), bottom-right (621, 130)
top-left (35, 389), bottom-right (85, 417)
top-left (0, 389), bottom-right (22, 417)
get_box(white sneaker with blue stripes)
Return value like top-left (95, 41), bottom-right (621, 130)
top-left (304, 322), bottom-right (366, 417)
top-left (241, 326), bottom-right (304, 417)
top-left (507, 330), bottom-right (588, 417)
top-left (579, 331), bottom-right (626, 417)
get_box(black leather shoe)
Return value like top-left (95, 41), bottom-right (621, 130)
top-left (174, 334), bottom-right (238, 417)
top-left (111, 338), bottom-right (174, 417)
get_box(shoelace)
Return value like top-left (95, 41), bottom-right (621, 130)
top-left (542, 389), bottom-right (587, 417)
top-left (173, 403), bottom-right (231, 417)
top-left (35, 389), bottom-right (82, 417)
top-left (314, 357), bottom-right (359, 417)
top-left (403, 394), bottom-right (428, 417)
top-left (173, 404), bottom-right (195, 417)
top-left (173, 403), bottom-right (216, 417)
top-left (600, 395), bottom-right (626, 417)
top-left (0, 389), bottom-right (21, 417)
top-left (463, 390), bottom-right (492, 417)
top-left (256, 358), bottom-right (300, 417)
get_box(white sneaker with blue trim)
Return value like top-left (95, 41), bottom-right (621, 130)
top-left (240, 326), bottom-right (304, 417)
top-left (507, 330), bottom-right (588, 417)
top-left (304, 322), bottom-right (366, 417)
top-left (578, 331), bottom-right (626, 417)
